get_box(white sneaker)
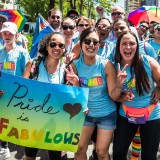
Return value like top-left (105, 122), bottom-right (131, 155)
top-left (0, 147), bottom-right (11, 159)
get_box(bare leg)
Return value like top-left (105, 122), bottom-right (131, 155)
top-left (75, 126), bottom-right (95, 160)
top-left (96, 128), bottom-right (114, 160)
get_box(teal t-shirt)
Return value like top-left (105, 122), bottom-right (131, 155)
top-left (0, 46), bottom-right (30, 76)
top-left (74, 55), bottom-right (116, 117)
top-left (118, 55), bottom-right (160, 121)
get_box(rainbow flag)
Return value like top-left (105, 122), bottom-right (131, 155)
top-left (30, 14), bottom-right (54, 58)
top-left (0, 9), bottom-right (27, 32)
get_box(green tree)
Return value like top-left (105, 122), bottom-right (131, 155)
top-left (2, 0), bottom-right (118, 21)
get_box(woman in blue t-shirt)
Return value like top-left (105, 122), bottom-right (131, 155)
top-left (113, 31), bottom-right (160, 160)
top-left (65, 27), bottom-right (124, 160)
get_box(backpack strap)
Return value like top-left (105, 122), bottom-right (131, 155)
top-left (144, 41), bottom-right (148, 55)
top-left (29, 55), bottom-right (44, 80)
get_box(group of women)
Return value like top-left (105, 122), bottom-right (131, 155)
top-left (1, 14), bottom-right (160, 160)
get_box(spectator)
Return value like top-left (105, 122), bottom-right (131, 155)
top-left (66, 9), bottom-right (79, 23)
top-left (149, 21), bottom-right (158, 38)
top-left (0, 21), bottom-right (30, 160)
top-left (0, 14), bottom-right (8, 49)
top-left (137, 21), bottom-right (149, 41)
top-left (113, 31), bottom-right (160, 160)
top-left (48, 8), bottom-right (62, 32)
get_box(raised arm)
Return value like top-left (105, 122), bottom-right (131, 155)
top-left (105, 61), bottom-right (127, 101)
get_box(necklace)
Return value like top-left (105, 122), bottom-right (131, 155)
top-left (44, 58), bottom-right (61, 83)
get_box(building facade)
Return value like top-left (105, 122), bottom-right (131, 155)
top-left (125, 0), bottom-right (157, 14)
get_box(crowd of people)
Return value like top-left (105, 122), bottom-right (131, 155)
top-left (0, 4), bottom-right (160, 160)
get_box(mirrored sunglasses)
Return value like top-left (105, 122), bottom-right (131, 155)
top-left (139, 24), bottom-right (149, 30)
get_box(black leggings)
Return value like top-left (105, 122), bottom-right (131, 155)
top-left (113, 115), bottom-right (160, 160)
top-left (25, 147), bottom-right (61, 160)
top-left (1, 141), bottom-right (8, 148)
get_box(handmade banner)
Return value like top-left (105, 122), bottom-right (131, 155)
top-left (0, 72), bottom-right (89, 152)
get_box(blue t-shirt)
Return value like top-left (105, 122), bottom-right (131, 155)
top-left (118, 55), bottom-right (160, 121)
top-left (147, 38), bottom-right (160, 63)
top-left (37, 60), bottom-right (65, 84)
top-left (74, 55), bottom-right (116, 117)
top-left (0, 38), bottom-right (4, 50)
top-left (0, 46), bottom-right (30, 76)
top-left (97, 41), bottom-right (115, 59)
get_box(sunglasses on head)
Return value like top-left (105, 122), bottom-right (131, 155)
top-left (83, 38), bottom-right (99, 46)
top-left (49, 42), bottom-right (65, 49)
top-left (139, 24), bottom-right (149, 30)
top-left (78, 24), bottom-right (89, 27)
top-left (62, 25), bottom-right (75, 30)
top-left (51, 15), bottom-right (61, 19)
top-left (111, 12), bottom-right (123, 16)
top-left (69, 15), bottom-right (78, 19)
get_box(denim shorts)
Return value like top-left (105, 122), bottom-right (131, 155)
top-left (84, 111), bottom-right (116, 130)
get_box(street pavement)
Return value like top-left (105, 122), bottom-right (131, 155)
top-left (7, 142), bottom-right (160, 160)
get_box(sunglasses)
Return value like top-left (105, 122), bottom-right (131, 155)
top-left (62, 25), bottom-right (75, 30)
top-left (51, 15), bottom-right (61, 19)
top-left (111, 12), bottom-right (123, 16)
top-left (78, 24), bottom-right (89, 27)
top-left (112, 26), bottom-right (126, 32)
top-left (139, 24), bottom-right (149, 30)
top-left (69, 16), bottom-right (78, 19)
top-left (83, 38), bottom-right (99, 46)
top-left (49, 42), bottom-right (65, 49)
top-left (156, 28), bottom-right (160, 31)
top-left (97, 24), bottom-right (111, 30)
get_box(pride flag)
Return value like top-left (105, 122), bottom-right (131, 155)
top-left (30, 14), bottom-right (54, 58)
top-left (0, 9), bottom-right (27, 32)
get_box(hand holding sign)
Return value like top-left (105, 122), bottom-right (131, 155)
top-left (116, 63), bottom-right (128, 88)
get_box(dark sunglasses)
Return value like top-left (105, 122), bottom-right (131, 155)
top-left (83, 38), bottom-right (99, 46)
top-left (62, 25), bottom-right (75, 30)
top-left (69, 16), bottom-right (79, 19)
top-left (156, 28), bottom-right (160, 31)
top-left (78, 24), bottom-right (89, 27)
top-left (49, 42), bottom-right (65, 49)
top-left (139, 24), bottom-right (149, 30)
top-left (112, 26), bottom-right (125, 32)
top-left (111, 12), bottom-right (123, 16)
top-left (97, 24), bottom-right (111, 30)
top-left (51, 15), bottom-right (61, 19)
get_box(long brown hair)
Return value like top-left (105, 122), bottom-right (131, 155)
top-left (115, 31), bottom-right (151, 96)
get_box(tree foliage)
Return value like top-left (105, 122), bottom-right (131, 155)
top-left (2, 0), bottom-right (118, 21)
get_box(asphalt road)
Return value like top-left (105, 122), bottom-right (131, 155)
top-left (7, 142), bottom-right (160, 160)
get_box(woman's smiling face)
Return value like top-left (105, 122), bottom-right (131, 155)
top-left (82, 32), bottom-right (100, 57)
top-left (120, 33), bottom-right (137, 65)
